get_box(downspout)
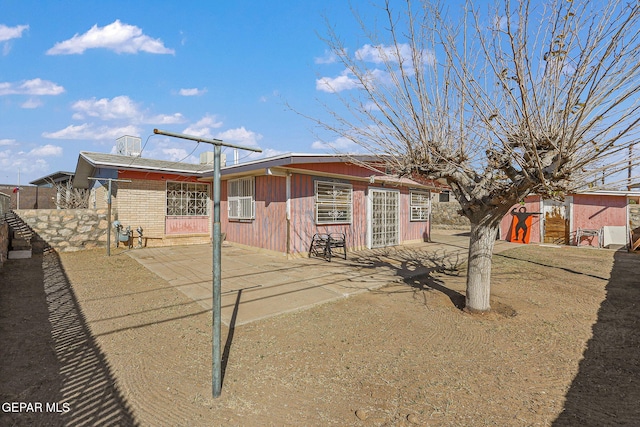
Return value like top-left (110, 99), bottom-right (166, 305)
top-left (427, 190), bottom-right (432, 242)
top-left (286, 173), bottom-right (291, 257)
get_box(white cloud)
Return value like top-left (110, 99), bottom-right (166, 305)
top-left (182, 115), bottom-right (224, 139)
top-left (316, 70), bottom-right (359, 93)
top-left (355, 43), bottom-right (434, 66)
top-left (72, 95), bottom-right (140, 120)
top-left (316, 44), bottom-right (436, 94)
top-left (215, 127), bottom-right (262, 147)
top-left (147, 113), bottom-right (186, 124)
top-left (0, 78), bottom-right (65, 96)
top-left (314, 49), bottom-right (339, 64)
top-left (29, 144), bottom-right (63, 156)
top-left (161, 147), bottom-right (197, 163)
top-left (311, 136), bottom-right (362, 152)
top-left (43, 123), bottom-right (141, 140)
top-left (355, 44), bottom-right (408, 64)
top-left (21, 98), bottom-right (43, 109)
top-left (0, 24), bottom-right (28, 42)
top-left (71, 95), bottom-right (185, 124)
top-left (242, 147), bottom-right (285, 162)
top-left (0, 139), bottom-right (16, 146)
top-left (46, 20), bottom-right (174, 55)
top-left (179, 88), bottom-right (207, 96)
top-left (0, 155), bottom-right (48, 176)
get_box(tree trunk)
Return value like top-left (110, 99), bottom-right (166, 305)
top-left (465, 220), bottom-right (499, 313)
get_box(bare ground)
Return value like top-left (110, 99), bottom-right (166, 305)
top-left (1, 243), bottom-right (639, 426)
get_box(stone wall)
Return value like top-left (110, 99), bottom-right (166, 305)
top-left (630, 204), bottom-right (640, 231)
top-left (14, 209), bottom-right (110, 252)
top-left (430, 195), bottom-right (470, 230)
top-left (0, 220), bottom-right (8, 268)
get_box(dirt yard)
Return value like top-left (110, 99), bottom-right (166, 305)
top-left (1, 243), bottom-right (639, 426)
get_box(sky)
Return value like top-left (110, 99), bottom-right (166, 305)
top-left (0, 0), bottom-right (373, 185)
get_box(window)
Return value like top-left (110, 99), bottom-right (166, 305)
top-left (410, 190), bottom-right (430, 221)
top-left (438, 190), bottom-right (450, 203)
top-left (315, 180), bottom-right (352, 224)
top-left (166, 182), bottom-right (209, 216)
top-left (228, 177), bottom-right (255, 220)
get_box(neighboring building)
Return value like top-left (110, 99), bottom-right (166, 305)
top-left (209, 153), bottom-right (439, 256)
top-left (500, 191), bottom-right (640, 248)
top-left (30, 171), bottom-right (83, 209)
top-left (0, 184), bottom-right (57, 210)
top-left (73, 151), bottom-right (214, 247)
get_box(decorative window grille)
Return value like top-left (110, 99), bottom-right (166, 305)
top-left (228, 177), bottom-right (255, 220)
top-left (315, 181), bottom-right (352, 224)
top-left (410, 191), bottom-right (430, 221)
top-left (166, 182), bottom-right (210, 216)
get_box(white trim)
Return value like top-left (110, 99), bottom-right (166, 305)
top-left (367, 187), bottom-right (401, 249)
top-left (285, 173), bottom-right (291, 221)
top-left (566, 196), bottom-right (574, 243)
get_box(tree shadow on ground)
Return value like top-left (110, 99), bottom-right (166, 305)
top-left (0, 251), bottom-right (138, 426)
top-left (347, 245), bottom-right (466, 310)
top-left (553, 251), bottom-right (640, 426)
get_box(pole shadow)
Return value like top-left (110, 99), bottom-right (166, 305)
top-left (221, 289), bottom-right (242, 387)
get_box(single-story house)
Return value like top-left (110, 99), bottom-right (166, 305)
top-left (72, 149), bottom-right (441, 253)
top-left (205, 153), bottom-right (440, 256)
top-left (74, 151), bottom-right (214, 247)
top-left (500, 191), bottom-right (640, 248)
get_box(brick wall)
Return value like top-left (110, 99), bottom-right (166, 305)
top-left (91, 179), bottom-right (210, 246)
top-left (115, 180), bottom-right (167, 237)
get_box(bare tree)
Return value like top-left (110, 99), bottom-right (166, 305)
top-left (49, 179), bottom-right (90, 209)
top-left (313, 0), bottom-right (640, 312)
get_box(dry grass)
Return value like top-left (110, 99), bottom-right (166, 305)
top-left (2, 244), bottom-right (638, 426)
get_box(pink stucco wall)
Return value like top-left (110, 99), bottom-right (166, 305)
top-left (221, 167), bottom-right (430, 255)
top-left (572, 194), bottom-right (627, 246)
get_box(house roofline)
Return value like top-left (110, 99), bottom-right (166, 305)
top-left (216, 152), bottom-right (382, 176)
top-left (203, 164), bottom-right (440, 190)
top-left (73, 151), bottom-right (213, 189)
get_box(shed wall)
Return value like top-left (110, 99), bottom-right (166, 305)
top-left (500, 196), bottom-right (542, 243)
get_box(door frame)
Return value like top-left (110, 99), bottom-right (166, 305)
top-left (541, 196), bottom-right (573, 244)
top-left (367, 187), bottom-right (401, 249)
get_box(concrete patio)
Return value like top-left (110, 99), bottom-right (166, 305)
top-left (127, 233), bottom-right (519, 326)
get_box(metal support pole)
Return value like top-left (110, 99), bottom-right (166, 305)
top-left (107, 179), bottom-right (112, 257)
top-left (153, 128), bottom-right (261, 398)
top-left (88, 177), bottom-right (131, 257)
top-left (212, 145), bottom-right (222, 397)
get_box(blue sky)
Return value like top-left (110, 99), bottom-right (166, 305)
top-left (0, 0), bottom-right (372, 185)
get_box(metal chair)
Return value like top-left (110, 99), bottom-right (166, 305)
top-left (309, 233), bottom-right (347, 262)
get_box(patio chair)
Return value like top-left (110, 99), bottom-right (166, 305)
top-left (308, 233), bottom-right (347, 262)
